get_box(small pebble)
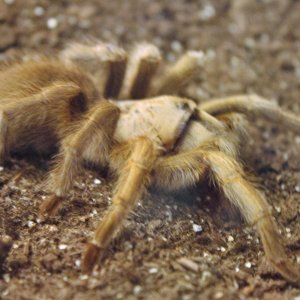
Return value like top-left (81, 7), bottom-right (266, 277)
top-left (94, 178), bottom-right (101, 185)
top-left (27, 221), bottom-right (35, 228)
top-left (192, 223), bottom-right (203, 233)
top-left (34, 6), bottom-right (44, 16)
top-left (220, 246), bottom-right (226, 252)
top-left (47, 18), bottom-right (58, 29)
top-left (198, 4), bottom-right (216, 20)
top-left (214, 291), bottom-right (224, 299)
top-left (228, 235), bottom-right (234, 242)
top-left (75, 259), bottom-right (81, 268)
top-left (275, 206), bottom-right (281, 213)
top-left (171, 40), bottom-right (183, 53)
top-left (58, 244), bottom-right (67, 250)
top-left (49, 225), bottom-right (58, 232)
top-left (295, 185), bottom-right (300, 193)
top-left (0, 166), bottom-right (4, 171)
top-left (235, 266), bottom-right (240, 272)
top-left (293, 296), bottom-right (300, 300)
top-left (149, 267), bottom-right (158, 274)
top-left (133, 285), bottom-right (142, 295)
top-left (244, 261), bottom-right (252, 269)
top-left (3, 274), bottom-right (10, 283)
top-left (4, 0), bottom-right (14, 5)
top-left (177, 257), bottom-right (199, 272)
top-left (80, 274), bottom-right (89, 280)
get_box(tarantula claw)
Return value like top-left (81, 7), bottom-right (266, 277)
top-left (39, 194), bottom-right (63, 219)
top-left (81, 243), bottom-right (101, 273)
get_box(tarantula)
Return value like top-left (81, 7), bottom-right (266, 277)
top-left (0, 41), bottom-right (299, 282)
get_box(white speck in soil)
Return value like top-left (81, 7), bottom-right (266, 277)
top-left (283, 152), bottom-right (289, 161)
top-left (295, 136), bottom-right (300, 144)
top-left (34, 6), bottom-right (44, 16)
top-left (47, 18), bottom-right (58, 29)
top-left (4, 0), bottom-right (14, 5)
top-left (228, 235), bottom-right (234, 242)
top-left (214, 291), bottom-right (224, 299)
top-left (133, 285), bottom-right (142, 295)
top-left (27, 221), bottom-right (35, 228)
top-left (94, 178), bottom-right (101, 185)
top-left (198, 4), bottom-right (216, 20)
top-left (149, 267), bottom-right (158, 274)
top-left (192, 223), bottom-right (203, 233)
top-left (275, 206), bottom-right (281, 213)
top-left (58, 244), bottom-right (67, 250)
top-left (75, 259), bottom-right (81, 268)
top-left (171, 40), bottom-right (183, 53)
top-left (244, 261), bottom-right (252, 269)
top-left (3, 274), bottom-right (10, 283)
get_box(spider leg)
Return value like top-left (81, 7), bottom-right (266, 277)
top-left (99, 45), bottom-right (128, 99)
top-left (120, 43), bottom-right (161, 99)
top-left (214, 112), bottom-right (249, 140)
top-left (0, 82), bottom-right (84, 164)
top-left (153, 147), bottom-right (208, 190)
top-left (82, 137), bottom-right (158, 272)
top-left (60, 42), bottom-right (127, 99)
top-left (199, 94), bottom-right (300, 132)
top-left (154, 143), bottom-right (300, 282)
top-left (154, 51), bottom-right (206, 95)
top-left (200, 149), bottom-right (300, 283)
top-left (39, 101), bottom-right (120, 218)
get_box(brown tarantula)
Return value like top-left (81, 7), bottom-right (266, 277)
top-left (0, 41), bottom-right (299, 282)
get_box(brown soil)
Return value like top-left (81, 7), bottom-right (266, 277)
top-left (0, 0), bottom-right (300, 299)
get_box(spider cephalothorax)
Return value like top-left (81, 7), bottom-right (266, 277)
top-left (0, 41), bottom-right (299, 282)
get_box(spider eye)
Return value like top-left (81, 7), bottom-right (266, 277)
top-left (177, 102), bottom-right (190, 111)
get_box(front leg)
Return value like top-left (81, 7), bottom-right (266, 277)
top-left (199, 95), bottom-right (300, 133)
top-left (39, 101), bottom-right (120, 217)
top-left (82, 137), bottom-right (158, 272)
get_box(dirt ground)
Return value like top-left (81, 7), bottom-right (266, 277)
top-left (0, 0), bottom-right (299, 299)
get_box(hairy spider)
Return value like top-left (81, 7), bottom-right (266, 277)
top-left (0, 41), bottom-right (299, 282)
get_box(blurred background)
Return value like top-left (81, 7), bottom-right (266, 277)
top-left (0, 0), bottom-right (300, 299)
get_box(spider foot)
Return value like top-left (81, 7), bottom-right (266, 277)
top-left (81, 242), bottom-right (102, 273)
top-left (39, 194), bottom-right (63, 219)
top-left (271, 258), bottom-right (300, 284)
